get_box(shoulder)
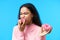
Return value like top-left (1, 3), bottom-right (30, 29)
top-left (32, 24), bottom-right (42, 31)
top-left (12, 25), bottom-right (18, 32)
top-left (33, 24), bottom-right (52, 31)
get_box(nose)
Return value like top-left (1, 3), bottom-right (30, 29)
top-left (21, 14), bottom-right (25, 18)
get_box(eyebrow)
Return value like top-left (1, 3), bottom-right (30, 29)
top-left (20, 12), bottom-right (29, 14)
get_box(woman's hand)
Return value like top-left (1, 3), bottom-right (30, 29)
top-left (39, 24), bottom-right (52, 36)
top-left (18, 18), bottom-right (26, 31)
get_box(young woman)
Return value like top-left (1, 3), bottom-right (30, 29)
top-left (12, 3), bottom-right (52, 40)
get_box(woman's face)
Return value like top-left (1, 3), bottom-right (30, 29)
top-left (20, 7), bottom-right (33, 25)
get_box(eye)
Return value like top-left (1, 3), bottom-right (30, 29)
top-left (24, 13), bottom-right (29, 15)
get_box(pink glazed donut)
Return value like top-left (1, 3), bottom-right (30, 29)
top-left (21, 18), bottom-right (25, 23)
top-left (42, 24), bottom-right (52, 32)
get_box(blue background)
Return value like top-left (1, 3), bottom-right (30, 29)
top-left (0, 0), bottom-right (60, 40)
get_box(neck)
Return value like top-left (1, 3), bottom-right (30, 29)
top-left (26, 20), bottom-right (33, 26)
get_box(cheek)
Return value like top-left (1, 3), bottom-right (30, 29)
top-left (25, 15), bottom-right (32, 21)
top-left (25, 15), bottom-right (29, 20)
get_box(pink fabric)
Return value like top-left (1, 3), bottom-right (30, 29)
top-left (12, 24), bottom-right (52, 40)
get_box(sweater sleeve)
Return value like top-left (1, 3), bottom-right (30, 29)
top-left (12, 26), bottom-right (24, 40)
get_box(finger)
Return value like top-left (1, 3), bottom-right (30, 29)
top-left (18, 20), bottom-right (21, 25)
top-left (21, 20), bottom-right (25, 27)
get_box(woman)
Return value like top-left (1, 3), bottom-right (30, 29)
top-left (12, 3), bottom-right (52, 40)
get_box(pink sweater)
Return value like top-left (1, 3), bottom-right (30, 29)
top-left (12, 24), bottom-right (52, 40)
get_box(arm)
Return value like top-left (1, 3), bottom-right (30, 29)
top-left (12, 26), bottom-right (24, 40)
